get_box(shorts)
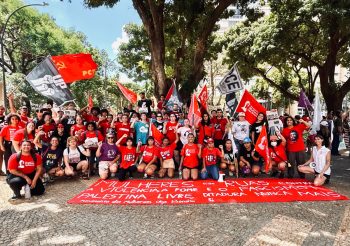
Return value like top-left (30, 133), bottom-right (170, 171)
top-left (182, 166), bottom-right (198, 170)
top-left (69, 163), bottom-right (78, 171)
top-left (162, 159), bottom-right (175, 169)
top-left (315, 171), bottom-right (331, 182)
top-left (99, 161), bottom-right (117, 173)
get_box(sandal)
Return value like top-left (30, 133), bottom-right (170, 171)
top-left (81, 173), bottom-right (89, 180)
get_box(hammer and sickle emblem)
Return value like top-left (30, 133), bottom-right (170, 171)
top-left (55, 61), bottom-right (67, 70)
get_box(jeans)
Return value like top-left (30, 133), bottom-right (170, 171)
top-left (7, 172), bottom-right (45, 197)
top-left (331, 132), bottom-right (340, 155)
top-left (201, 165), bottom-right (219, 180)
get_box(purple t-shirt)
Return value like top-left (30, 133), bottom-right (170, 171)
top-left (99, 143), bottom-right (120, 162)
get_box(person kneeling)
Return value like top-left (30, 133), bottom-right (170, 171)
top-left (179, 133), bottom-right (201, 181)
top-left (201, 138), bottom-right (222, 180)
top-left (63, 136), bottom-right (90, 179)
top-left (239, 137), bottom-right (261, 177)
top-left (268, 133), bottom-right (287, 178)
top-left (298, 135), bottom-right (331, 186)
top-left (96, 133), bottom-right (120, 180)
top-left (137, 137), bottom-right (159, 178)
top-left (159, 137), bottom-right (178, 178)
top-left (7, 141), bottom-right (45, 203)
top-left (116, 134), bottom-right (139, 181)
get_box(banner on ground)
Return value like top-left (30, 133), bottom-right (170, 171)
top-left (115, 81), bottom-right (137, 104)
top-left (197, 85), bottom-right (208, 111)
top-left (25, 57), bottom-right (74, 105)
top-left (254, 125), bottom-right (270, 173)
top-left (236, 90), bottom-right (267, 124)
top-left (165, 81), bottom-right (183, 111)
top-left (216, 63), bottom-right (244, 94)
top-left (188, 94), bottom-right (202, 126)
top-left (51, 53), bottom-right (97, 83)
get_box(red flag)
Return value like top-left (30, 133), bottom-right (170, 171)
top-left (165, 83), bottom-right (174, 102)
top-left (198, 85), bottom-right (208, 110)
top-left (51, 53), bottom-right (97, 83)
top-left (236, 90), bottom-right (266, 124)
top-left (188, 94), bottom-right (202, 126)
top-left (254, 125), bottom-right (270, 173)
top-left (88, 94), bottom-right (93, 110)
top-left (115, 81), bottom-right (137, 104)
top-left (150, 123), bottom-right (163, 147)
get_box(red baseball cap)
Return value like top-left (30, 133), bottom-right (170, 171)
top-left (57, 124), bottom-right (64, 128)
top-left (207, 138), bottom-right (214, 143)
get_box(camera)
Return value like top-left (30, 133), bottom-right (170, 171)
top-left (309, 162), bottom-right (316, 168)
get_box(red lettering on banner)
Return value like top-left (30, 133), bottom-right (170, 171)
top-left (68, 179), bottom-right (348, 205)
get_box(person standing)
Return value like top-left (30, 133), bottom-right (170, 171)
top-left (331, 110), bottom-right (343, 156)
top-left (137, 92), bottom-right (154, 116)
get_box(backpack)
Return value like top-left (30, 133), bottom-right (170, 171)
top-left (67, 146), bottom-right (86, 162)
top-left (16, 150), bottom-right (37, 164)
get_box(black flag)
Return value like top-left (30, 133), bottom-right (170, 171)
top-left (226, 92), bottom-right (238, 118)
top-left (26, 57), bottom-right (74, 105)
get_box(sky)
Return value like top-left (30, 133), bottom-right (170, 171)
top-left (25, 0), bottom-right (141, 59)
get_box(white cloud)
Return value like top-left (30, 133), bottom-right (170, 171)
top-left (112, 27), bottom-right (129, 54)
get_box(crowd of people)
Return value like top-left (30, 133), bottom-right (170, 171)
top-left (0, 92), bottom-right (349, 203)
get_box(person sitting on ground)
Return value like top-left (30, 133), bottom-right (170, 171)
top-left (137, 136), bottom-right (159, 178)
top-left (63, 136), bottom-right (90, 179)
top-left (158, 136), bottom-right (178, 178)
top-left (36, 136), bottom-right (64, 182)
top-left (239, 137), bottom-right (261, 177)
top-left (268, 132), bottom-right (287, 179)
top-left (220, 139), bottom-right (238, 177)
top-left (116, 134), bottom-right (140, 181)
top-left (298, 134), bottom-right (331, 186)
top-left (96, 133), bottom-right (120, 180)
top-left (179, 133), bottom-right (202, 181)
top-left (7, 140), bottom-right (45, 203)
top-left (201, 138), bottom-right (222, 180)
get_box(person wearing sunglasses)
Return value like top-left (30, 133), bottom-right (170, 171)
top-left (96, 133), bottom-right (120, 179)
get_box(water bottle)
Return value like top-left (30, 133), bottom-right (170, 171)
top-left (143, 173), bottom-right (148, 179)
top-left (178, 171), bottom-right (182, 179)
top-left (24, 184), bottom-right (31, 199)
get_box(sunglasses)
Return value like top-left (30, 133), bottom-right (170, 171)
top-left (107, 137), bottom-right (114, 139)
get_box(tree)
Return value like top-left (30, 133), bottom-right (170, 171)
top-left (224, 0), bottom-right (350, 112)
top-left (84, 0), bottom-right (250, 101)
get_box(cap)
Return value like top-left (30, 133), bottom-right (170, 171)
top-left (243, 137), bottom-right (252, 143)
top-left (57, 124), bottom-right (64, 128)
top-left (320, 121), bottom-right (328, 127)
top-left (238, 112), bottom-right (245, 117)
top-left (207, 138), bottom-right (214, 143)
top-left (21, 105), bottom-right (28, 109)
top-left (106, 133), bottom-right (114, 137)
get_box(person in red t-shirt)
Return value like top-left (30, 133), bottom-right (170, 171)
top-left (211, 109), bottom-right (228, 147)
top-left (282, 116), bottom-right (310, 178)
top-left (70, 115), bottom-right (86, 141)
top-left (0, 114), bottom-right (22, 174)
top-left (269, 132), bottom-right (287, 179)
top-left (137, 136), bottom-right (159, 177)
top-left (196, 113), bottom-right (214, 145)
top-left (163, 113), bottom-right (179, 167)
top-left (7, 141), bottom-right (45, 203)
top-left (179, 133), bottom-right (202, 180)
top-left (98, 114), bottom-right (114, 137)
top-left (116, 134), bottom-right (140, 181)
top-left (157, 95), bottom-right (165, 112)
top-left (12, 122), bottom-right (35, 153)
top-left (158, 135), bottom-right (179, 178)
top-left (201, 138), bottom-right (222, 180)
top-left (40, 113), bottom-right (56, 146)
top-left (83, 107), bottom-right (100, 123)
top-left (113, 114), bottom-right (131, 145)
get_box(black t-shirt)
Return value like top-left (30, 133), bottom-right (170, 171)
top-left (240, 144), bottom-right (259, 164)
top-left (154, 121), bottom-right (164, 132)
top-left (42, 147), bottom-right (63, 170)
top-left (137, 99), bottom-right (152, 114)
top-left (250, 122), bottom-right (264, 143)
top-left (61, 116), bottom-right (76, 135)
top-left (0, 115), bottom-right (5, 131)
top-left (52, 131), bottom-right (69, 150)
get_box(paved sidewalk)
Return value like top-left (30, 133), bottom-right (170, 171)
top-left (0, 153), bottom-right (349, 246)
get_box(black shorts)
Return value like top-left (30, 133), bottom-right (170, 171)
top-left (176, 141), bottom-right (183, 151)
top-left (182, 166), bottom-right (198, 170)
top-left (315, 171), bottom-right (331, 181)
top-left (69, 163), bottom-right (78, 171)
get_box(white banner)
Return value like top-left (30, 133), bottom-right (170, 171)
top-left (216, 64), bottom-right (244, 94)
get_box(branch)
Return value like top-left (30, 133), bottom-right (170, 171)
top-left (292, 64), bottom-right (306, 92)
top-left (291, 51), bottom-right (322, 68)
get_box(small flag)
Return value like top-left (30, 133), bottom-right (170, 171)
top-left (198, 85), bottom-right (209, 111)
top-left (25, 57), bottom-right (74, 105)
top-left (51, 53), bottom-right (98, 83)
top-left (236, 90), bottom-right (267, 124)
top-left (216, 63), bottom-right (244, 94)
top-left (254, 125), bottom-right (270, 173)
top-left (150, 123), bottom-right (163, 147)
top-left (188, 94), bottom-right (202, 126)
top-left (165, 81), bottom-right (182, 111)
top-left (88, 94), bottom-right (93, 110)
top-left (298, 90), bottom-right (313, 111)
top-left (116, 81), bottom-right (137, 104)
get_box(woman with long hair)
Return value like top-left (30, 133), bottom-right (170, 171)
top-left (12, 122), bottom-right (36, 153)
top-left (196, 113), bottom-right (214, 145)
top-left (179, 133), bottom-right (202, 180)
top-left (137, 136), bottom-right (159, 178)
top-left (220, 139), bottom-right (238, 177)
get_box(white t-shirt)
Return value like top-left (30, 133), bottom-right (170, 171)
top-left (232, 121), bottom-right (250, 141)
top-left (312, 146), bottom-right (331, 175)
top-left (63, 146), bottom-right (85, 164)
top-left (177, 126), bottom-right (192, 144)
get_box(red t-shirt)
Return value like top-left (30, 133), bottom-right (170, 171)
top-left (119, 146), bottom-right (137, 169)
top-left (71, 124), bottom-right (86, 136)
top-left (141, 145), bottom-right (159, 163)
top-left (82, 130), bottom-right (104, 144)
top-left (84, 114), bottom-right (99, 123)
top-left (157, 101), bottom-right (164, 111)
top-left (211, 117), bottom-right (228, 140)
top-left (8, 153), bottom-right (42, 174)
top-left (41, 124), bottom-right (56, 143)
top-left (13, 129), bottom-right (34, 144)
top-left (159, 142), bottom-right (176, 160)
top-left (0, 125), bottom-right (22, 141)
top-left (197, 123), bottom-right (214, 144)
top-left (115, 122), bottom-right (131, 145)
top-left (202, 147), bottom-right (222, 166)
top-left (99, 121), bottom-right (112, 136)
top-left (269, 144), bottom-right (288, 162)
top-left (181, 143), bottom-right (199, 168)
top-left (165, 121), bottom-right (178, 143)
top-left (282, 124), bottom-right (307, 152)
top-left (20, 115), bottom-right (31, 125)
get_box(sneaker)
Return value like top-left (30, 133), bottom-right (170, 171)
top-left (8, 195), bottom-right (22, 204)
top-left (229, 171), bottom-right (234, 177)
top-left (143, 173), bottom-right (148, 179)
